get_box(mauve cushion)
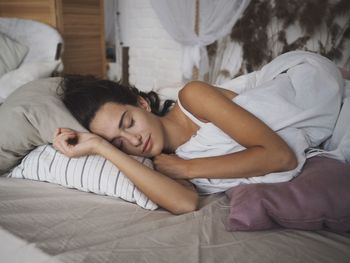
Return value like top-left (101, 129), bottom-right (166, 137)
top-left (225, 156), bottom-right (350, 232)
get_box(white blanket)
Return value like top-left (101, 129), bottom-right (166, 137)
top-left (314, 80), bottom-right (350, 163)
top-left (179, 51), bottom-right (344, 194)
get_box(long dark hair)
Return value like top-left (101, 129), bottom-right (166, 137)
top-left (58, 75), bottom-right (174, 130)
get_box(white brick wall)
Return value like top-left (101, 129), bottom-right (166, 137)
top-left (122, 0), bottom-right (183, 92)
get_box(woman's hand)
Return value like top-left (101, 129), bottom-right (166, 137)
top-left (153, 153), bottom-right (190, 179)
top-left (53, 128), bottom-right (107, 158)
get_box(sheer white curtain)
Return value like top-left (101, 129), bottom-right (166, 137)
top-left (150, 0), bottom-right (250, 80)
top-left (209, 36), bottom-right (243, 85)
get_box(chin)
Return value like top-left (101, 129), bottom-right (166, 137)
top-left (145, 150), bottom-right (157, 158)
top-left (152, 145), bottom-right (163, 156)
top-left (134, 150), bottom-right (156, 158)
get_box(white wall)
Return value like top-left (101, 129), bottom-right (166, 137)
top-left (119, 0), bottom-right (183, 92)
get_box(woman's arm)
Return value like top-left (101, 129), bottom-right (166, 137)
top-left (155, 81), bottom-right (297, 180)
top-left (53, 128), bottom-right (198, 215)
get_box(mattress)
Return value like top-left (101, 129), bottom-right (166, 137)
top-left (1, 177), bottom-right (350, 263)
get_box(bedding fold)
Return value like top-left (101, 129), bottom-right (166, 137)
top-left (178, 51), bottom-right (344, 194)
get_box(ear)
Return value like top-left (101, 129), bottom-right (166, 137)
top-left (137, 96), bottom-right (151, 112)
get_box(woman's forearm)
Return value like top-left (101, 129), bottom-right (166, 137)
top-left (97, 142), bottom-right (199, 214)
top-left (186, 146), bottom-right (297, 179)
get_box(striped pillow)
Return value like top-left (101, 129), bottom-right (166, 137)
top-left (9, 144), bottom-right (158, 210)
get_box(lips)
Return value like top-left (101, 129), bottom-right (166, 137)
top-left (142, 135), bottom-right (151, 153)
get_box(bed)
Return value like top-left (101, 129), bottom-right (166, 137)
top-left (1, 4), bottom-right (350, 263)
top-left (0, 175), bottom-right (350, 263)
top-left (0, 65), bottom-right (349, 263)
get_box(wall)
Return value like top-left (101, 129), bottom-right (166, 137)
top-left (119, 0), bottom-right (183, 92)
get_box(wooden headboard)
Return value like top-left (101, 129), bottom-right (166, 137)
top-left (0, 0), bottom-right (107, 78)
top-left (0, 0), bottom-right (58, 27)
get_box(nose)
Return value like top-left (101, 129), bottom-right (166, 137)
top-left (122, 131), bottom-right (142, 147)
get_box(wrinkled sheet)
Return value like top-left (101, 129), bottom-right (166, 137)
top-left (1, 177), bottom-right (349, 263)
top-left (178, 51), bottom-right (344, 194)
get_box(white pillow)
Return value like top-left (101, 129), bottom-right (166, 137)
top-left (0, 32), bottom-right (28, 77)
top-left (9, 144), bottom-right (158, 210)
top-left (0, 60), bottom-right (60, 101)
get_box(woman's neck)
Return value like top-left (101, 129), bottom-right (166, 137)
top-left (160, 103), bottom-right (199, 153)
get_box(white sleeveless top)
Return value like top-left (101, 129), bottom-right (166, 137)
top-left (175, 98), bottom-right (250, 194)
top-left (174, 54), bottom-right (343, 194)
top-left (175, 87), bottom-right (306, 195)
top-left (175, 74), bottom-right (294, 162)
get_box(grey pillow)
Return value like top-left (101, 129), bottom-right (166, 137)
top-left (0, 77), bottom-right (87, 174)
top-left (0, 32), bottom-right (28, 77)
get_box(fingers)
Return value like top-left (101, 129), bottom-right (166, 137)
top-left (54, 128), bottom-right (77, 138)
top-left (54, 128), bottom-right (61, 138)
top-left (53, 131), bottom-right (77, 156)
top-left (60, 127), bottom-right (75, 133)
top-left (54, 132), bottom-right (73, 150)
top-left (52, 129), bottom-right (102, 158)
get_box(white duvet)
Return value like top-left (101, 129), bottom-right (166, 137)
top-left (176, 51), bottom-right (345, 194)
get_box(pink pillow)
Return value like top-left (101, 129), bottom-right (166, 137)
top-left (225, 157), bottom-right (350, 232)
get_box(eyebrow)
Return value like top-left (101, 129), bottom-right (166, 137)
top-left (118, 110), bottom-right (128, 128)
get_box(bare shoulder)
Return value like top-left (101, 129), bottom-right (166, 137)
top-left (178, 81), bottom-right (238, 121)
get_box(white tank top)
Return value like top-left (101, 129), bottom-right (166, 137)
top-left (175, 74), bottom-right (306, 195)
top-left (174, 51), bottom-right (344, 195)
top-left (175, 98), bottom-right (248, 194)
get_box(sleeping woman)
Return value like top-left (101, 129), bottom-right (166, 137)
top-left (53, 51), bottom-right (344, 214)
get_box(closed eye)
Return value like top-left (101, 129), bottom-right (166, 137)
top-left (122, 113), bottom-right (134, 129)
top-left (128, 118), bottom-right (135, 128)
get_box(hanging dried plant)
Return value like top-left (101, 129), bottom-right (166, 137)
top-left (224, 0), bottom-right (350, 76)
top-left (206, 42), bottom-right (217, 57)
top-left (218, 69), bottom-right (231, 78)
top-left (298, 0), bottom-right (327, 35)
top-left (275, 0), bottom-right (301, 29)
top-left (282, 36), bottom-right (310, 54)
top-left (330, 0), bottom-right (350, 17)
top-left (230, 0), bottom-right (273, 71)
top-left (208, 0), bottom-right (350, 80)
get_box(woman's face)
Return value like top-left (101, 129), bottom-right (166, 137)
top-left (89, 101), bottom-right (165, 157)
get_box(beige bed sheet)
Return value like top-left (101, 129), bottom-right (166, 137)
top-left (0, 177), bottom-right (349, 263)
